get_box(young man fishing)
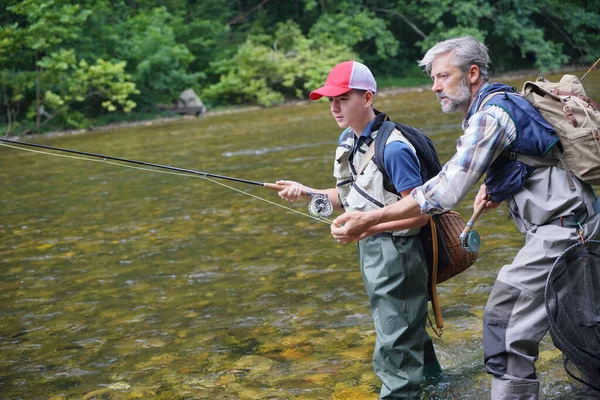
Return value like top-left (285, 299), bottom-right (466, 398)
top-left (331, 37), bottom-right (600, 399)
top-left (276, 60), bottom-right (442, 399)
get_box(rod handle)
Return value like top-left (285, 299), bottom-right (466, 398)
top-left (461, 199), bottom-right (488, 237)
top-left (263, 182), bottom-right (287, 191)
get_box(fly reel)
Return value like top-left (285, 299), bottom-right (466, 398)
top-left (460, 229), bottom-right (481, 253)
top-left (308, 194), bottom-right (333, 218)
top-left (459, 200), bottom-right (487, 253)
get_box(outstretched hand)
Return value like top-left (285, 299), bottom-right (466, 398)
top-left (331, 211), bottom-right (379, 243)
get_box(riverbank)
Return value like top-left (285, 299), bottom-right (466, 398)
top-left (5, 65), bottom-right (588, 141)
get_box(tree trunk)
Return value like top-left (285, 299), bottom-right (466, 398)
top-left (35, 52), bottom-right (41, 129)
top-left (372, 8), bottom-right (427, 40)
top-left (3, 83), bottom-right (12, 137)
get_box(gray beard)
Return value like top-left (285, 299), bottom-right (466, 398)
top-left (438, 79), bottom-right (471, 113)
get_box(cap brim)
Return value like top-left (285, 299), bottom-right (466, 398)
top-left (309, 86), bottom-right (352, 101)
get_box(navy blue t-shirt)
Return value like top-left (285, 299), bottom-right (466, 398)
top-left (383, 141), bottom-right (422, 193)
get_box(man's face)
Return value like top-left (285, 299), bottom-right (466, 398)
top-left (430, 52), bottom-right (471, 113)
top-left (328, 90), bottom-right (369, 129)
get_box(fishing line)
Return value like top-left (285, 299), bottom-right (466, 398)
top-left (0, 140), bottom-right (333, 225)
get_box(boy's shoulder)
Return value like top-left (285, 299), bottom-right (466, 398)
top-left (374, 120), bottom-right (442, 182)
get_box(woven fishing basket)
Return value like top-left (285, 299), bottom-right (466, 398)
top-left (434, 211), bottom-right (479, 283)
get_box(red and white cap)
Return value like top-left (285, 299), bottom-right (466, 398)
top-left (309, 60), bottom-right (377, 100)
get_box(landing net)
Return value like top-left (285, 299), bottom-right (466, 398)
top-left (545, 240), bottom-right (600, 392)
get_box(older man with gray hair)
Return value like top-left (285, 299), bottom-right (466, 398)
top-left (331, 36), bottom-right (600, 399)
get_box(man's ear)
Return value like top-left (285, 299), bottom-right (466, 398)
top-left (467, 65), bottom-right (481, 84)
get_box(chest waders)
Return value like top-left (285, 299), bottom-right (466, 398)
top-left (472, 97), bottom-right (600, 399)
top-left (334, 113), bottom-right (442, 398)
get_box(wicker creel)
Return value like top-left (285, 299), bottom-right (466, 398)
top-left (434, 211), bottom-right (479, 283)
top-left (427, 210), bottom-right (479, 333)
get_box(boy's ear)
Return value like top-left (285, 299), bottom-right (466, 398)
top-left (365, 90), bottom-right (374, 106)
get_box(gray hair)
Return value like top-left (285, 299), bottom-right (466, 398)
top-left (418, 36), bottom-right (490, 81)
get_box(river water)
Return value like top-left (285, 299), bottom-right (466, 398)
top-left (1, 71), bottom-right (598, 399)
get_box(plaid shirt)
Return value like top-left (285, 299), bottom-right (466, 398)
top-left (411, 103), bottom-right (517, 214)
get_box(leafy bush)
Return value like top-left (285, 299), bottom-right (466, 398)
top-left (202, 21), bottom-right (356, 107)
top-left (113, 7), bottom-right (200, 108)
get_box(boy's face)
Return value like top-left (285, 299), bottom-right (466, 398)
top-left (328, 90), bottom-right (370, 130)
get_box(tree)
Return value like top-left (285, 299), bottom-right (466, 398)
top-left (36, 49), bottom-right (138, 129)
top-left (308, 6), bottom-right (399, 66)
top-left (372, 0), bottom-right (599, 73)
top-left (201, 21), bottom-right (356, 107)
top-left (112, 7), bottom-right (199, 108)
top-left (6, 0), bottom-right (91, 128)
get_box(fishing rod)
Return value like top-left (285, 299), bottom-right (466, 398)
top-left (580, 57), bottom-right (600, 82)
top-left (0, 137), bottom-right (284, 189)
top-left (0, 138), bottom-right (334, 219)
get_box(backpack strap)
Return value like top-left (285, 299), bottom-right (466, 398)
top-left (357, 141), bottom-right (376, 175)
top-left (372, 120), bottom-right (395, 173)
top-left (506, 148), bottom-right (576, 191)
top-left (372, 120), bottom-right (443, 192)
top-left (479, 92), bottom-right (505, 110)
top-left (372, 120), bottom-right (399, 194)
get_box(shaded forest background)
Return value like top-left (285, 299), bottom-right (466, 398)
top-left (1, 0), bottom-right (598, 135)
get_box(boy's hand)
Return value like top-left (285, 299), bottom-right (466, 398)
top-left (331, 211), bottom-right (379, 243)
top-left (276, 180), bottom-right (309, 202)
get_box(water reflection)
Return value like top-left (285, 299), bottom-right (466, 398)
top-left (1, 71), bottom-right (598, 399)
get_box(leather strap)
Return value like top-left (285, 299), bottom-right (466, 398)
top-left (429, 216), bottom-right (444, 332)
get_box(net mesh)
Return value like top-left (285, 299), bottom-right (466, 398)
top-left (545, 240), bottom-right (600, 392)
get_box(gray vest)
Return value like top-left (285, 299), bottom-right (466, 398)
top-left (333, 127), bottom-right (421, 236)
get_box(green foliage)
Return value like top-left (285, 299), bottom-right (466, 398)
top-left (202, 21), bottom-right (355, 107)
top-left (309, 9), bottom-right (399, 60)
top-left (1, 0), bottom-right (600, 133)
top-left (549, 1), bottom-right (600, 63)
top-left (35, 49), bottom-right (138, 128)
top-left (397, 0), bottom-right (595, 72)
top-left (176, 18), bottom-right (232, 84)
top-left (8, 0), bottom-right (91, 51)
top-left (112, 7), bottom-right (199, 107)
top-left (418, 26), bottom-right (488, 54)
top-left (491, 3), bottom-right (570, 71)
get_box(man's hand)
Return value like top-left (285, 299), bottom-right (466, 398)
top-left (474, 184), bottom-right (499, 212)
top-left (331, 210), bottom-right (381, 243)
top-left (276, 180), bottom-right (309, 202)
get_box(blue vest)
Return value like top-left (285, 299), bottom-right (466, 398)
top-left (468, 83), bottom-right (560, 202)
